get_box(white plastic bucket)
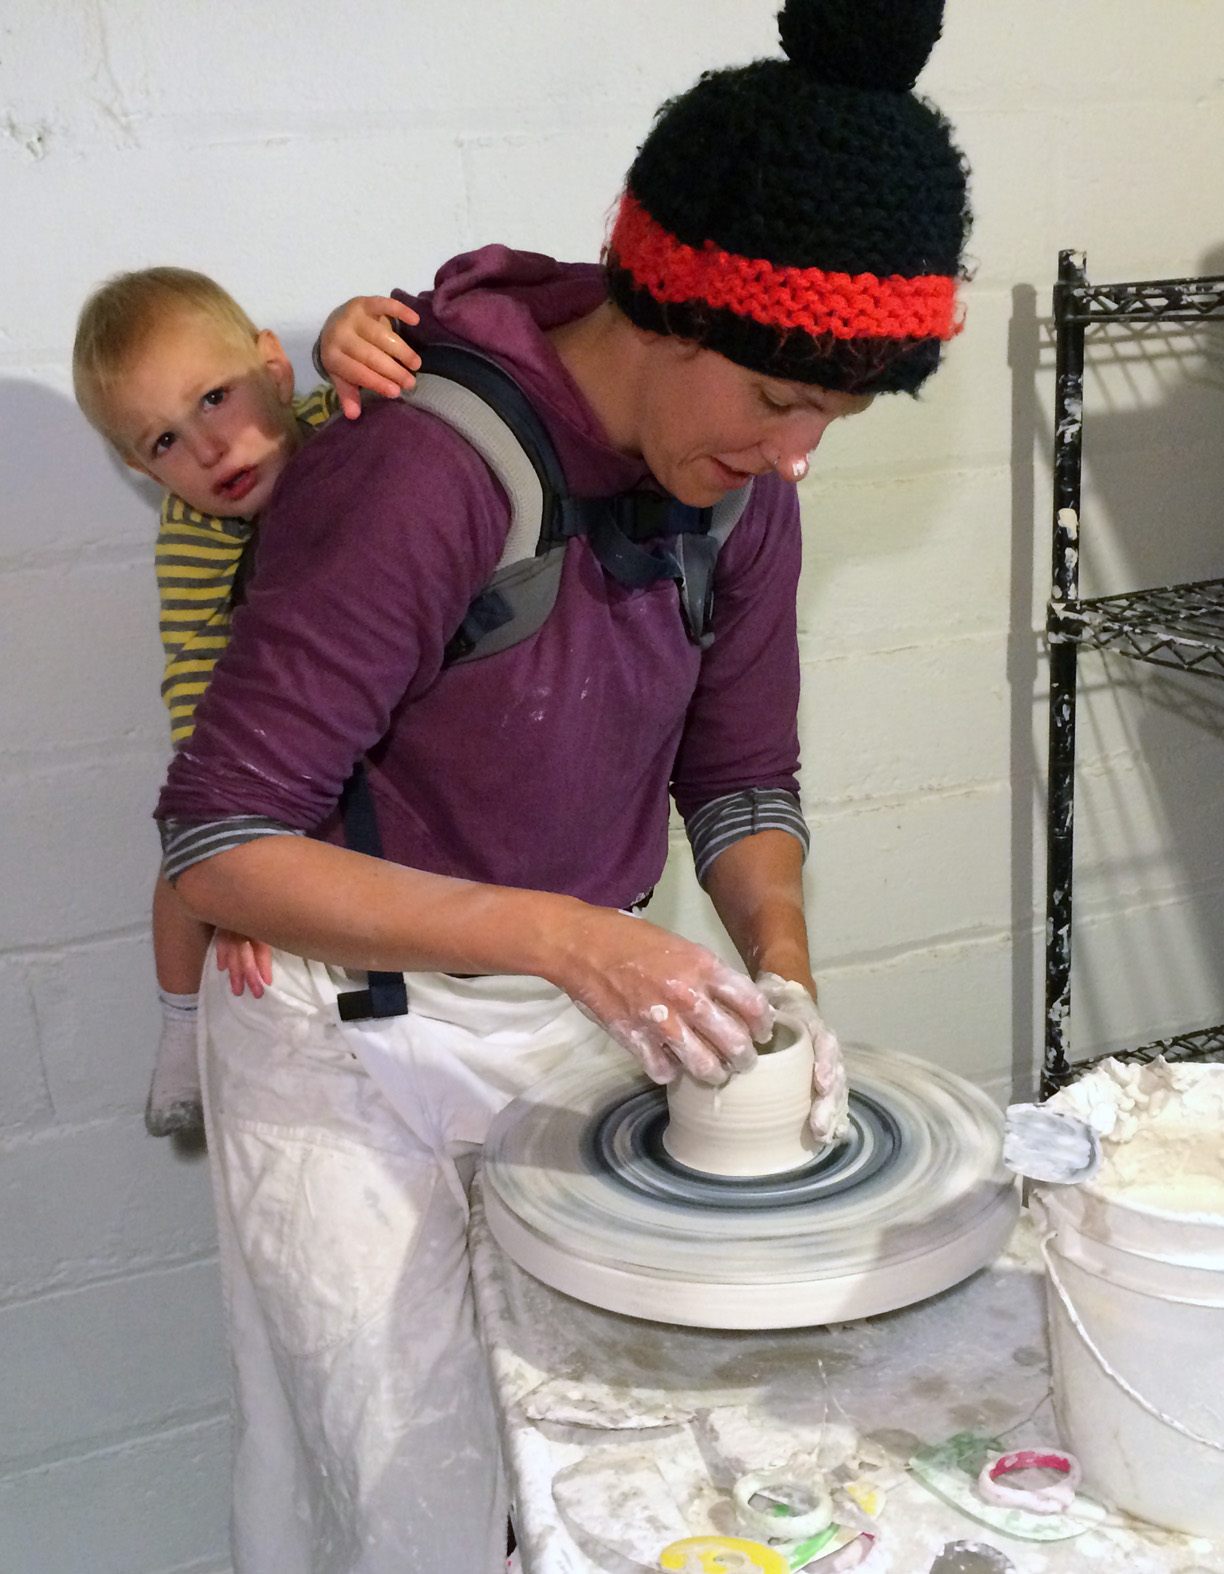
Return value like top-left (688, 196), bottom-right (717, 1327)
top-left (1032, 1180), bottom-right (1224, 1536)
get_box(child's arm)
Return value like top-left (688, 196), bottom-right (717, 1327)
top-left (318, 295), bottom-right (422, 419)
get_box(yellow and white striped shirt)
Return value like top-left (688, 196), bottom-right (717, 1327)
top-left (156, 384), bottom-right (339, 745)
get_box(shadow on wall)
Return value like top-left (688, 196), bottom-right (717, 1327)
top-left (1007, 283), bottom-right (1041, 1102)
top-left (1010, 244), bottom-right (1224, 1092)
top-left (0, 374), bottom-right (163, 561)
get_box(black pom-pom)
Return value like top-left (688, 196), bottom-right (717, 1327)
top-left (778, 0), bottom-right (945, 92)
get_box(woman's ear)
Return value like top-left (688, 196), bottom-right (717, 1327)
top-left (256, 329), bottom-right (297, 403)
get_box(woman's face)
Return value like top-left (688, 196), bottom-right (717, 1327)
top-left (633, 340), bottom-right (873, 507)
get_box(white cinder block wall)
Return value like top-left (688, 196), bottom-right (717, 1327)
top-left (3, 3), bottom-right (1224, 1567)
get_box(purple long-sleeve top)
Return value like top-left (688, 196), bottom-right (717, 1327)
top-left (156, 247), bottom-right (804, 911)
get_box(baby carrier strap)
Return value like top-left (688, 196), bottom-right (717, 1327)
top-left (403, 343), bottom-right (752, 662)
top-left (335, 764), bottom-right (409, 1021)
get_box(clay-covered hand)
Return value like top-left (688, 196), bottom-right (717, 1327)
top-left (564, 911), bottom-right (772, 1085)
top-left (215, 931), bottom-right (274, 998)
top-left (318, 295), bottom-right (422, 419)
top-left (756, 972), bottom-right (849, 1142)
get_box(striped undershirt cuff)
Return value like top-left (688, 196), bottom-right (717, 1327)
top-left (160, 790), bottom-right (807, 889)
top-left (159, 817), bottom-right (303, 881)
top-left (686, 789), bottom-right (809, 887)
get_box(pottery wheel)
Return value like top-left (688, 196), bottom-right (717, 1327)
top-left (482, 1043), bottom-right (1018, 1328)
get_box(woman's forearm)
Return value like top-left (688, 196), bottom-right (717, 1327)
top-left (702, 828), bottom-right (816, 995)
top-left (174, 835), bottom-right (585, 983)
top-left (174, 834), bottom-right (774, 1083)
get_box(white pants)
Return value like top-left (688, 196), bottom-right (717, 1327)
top-left (200, 950), bottom-right (605, 1574)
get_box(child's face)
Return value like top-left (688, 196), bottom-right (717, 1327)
top-left (108, 312), bottom-right (299, 517)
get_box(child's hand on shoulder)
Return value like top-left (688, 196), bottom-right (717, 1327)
top-left (320, 295), bottom-right (421, 420)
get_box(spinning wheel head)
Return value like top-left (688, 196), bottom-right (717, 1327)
top-left (483, 1043), bottom-right (1018, 1329)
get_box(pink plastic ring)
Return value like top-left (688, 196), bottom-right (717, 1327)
top-left (976, 1448), bottom-right (1081, 1515)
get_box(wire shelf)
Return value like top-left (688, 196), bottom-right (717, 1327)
top-left (1044, 254), bottom-right (1224, 1091)
top-left (1049, 1023), bottom-right (1224, 1090)
top-left (1050, 577), bottom-right (1224, 678)
top-left (1063, 275), bottom-right (1224, 325)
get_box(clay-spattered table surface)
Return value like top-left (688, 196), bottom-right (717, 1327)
top-left (469, 1179), bottom-right (1223, 1574)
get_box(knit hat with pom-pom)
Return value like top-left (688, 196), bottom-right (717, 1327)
top-left (605, 0), bottom-right (970, 394)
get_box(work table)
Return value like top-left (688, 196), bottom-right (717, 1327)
top-left (469, 1182), bottom-right (1223, 1574)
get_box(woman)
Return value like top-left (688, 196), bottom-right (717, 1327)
top-left (158, 2), bottom-right (970, 1568)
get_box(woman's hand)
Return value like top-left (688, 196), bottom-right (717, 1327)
top-left (756, 972), bottom-right (849, 1141)
top-left (215, 931), bottom-right (275, 998)
top-left (558, 908), bottom-right (772, 1084)
top-left (319, 295), bottom-right (422, 419)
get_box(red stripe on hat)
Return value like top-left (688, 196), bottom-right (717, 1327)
top-left (610, 193), bottom-right (961, 342)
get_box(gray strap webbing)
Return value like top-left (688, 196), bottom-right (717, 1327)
top-left (676, 482), bottom-right (752, 646)
top-left (406, 372), bottom-right (544, 574)
top-left (710, 483), bottom-right (752, 545)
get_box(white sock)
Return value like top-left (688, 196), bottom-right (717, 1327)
top-left (146, 989), bottom-right (204, 1137)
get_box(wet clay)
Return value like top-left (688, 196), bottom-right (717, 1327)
top-left (663, 1015), bottom-right (819, 1177)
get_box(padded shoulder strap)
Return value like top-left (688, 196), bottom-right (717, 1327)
top-left (405, 353), bottom-right (550, 574)
top-left (400, 345), bottom-right (576, 666)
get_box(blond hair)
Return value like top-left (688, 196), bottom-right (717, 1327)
top-left (73, 267), bottom-right (261, 443)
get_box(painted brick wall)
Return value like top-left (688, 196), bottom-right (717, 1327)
top-left (3, 2), bottom-right (1224, 1568)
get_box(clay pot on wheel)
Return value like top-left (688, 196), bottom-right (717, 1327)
top-left (662, 1014), bottom-right (819, 1177)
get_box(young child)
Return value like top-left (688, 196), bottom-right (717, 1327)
top-left (72, 268), bottom-right (420, 1136)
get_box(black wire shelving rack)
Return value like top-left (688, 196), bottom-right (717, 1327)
top-left (1043, 250), bottom-right (1224, 1095)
